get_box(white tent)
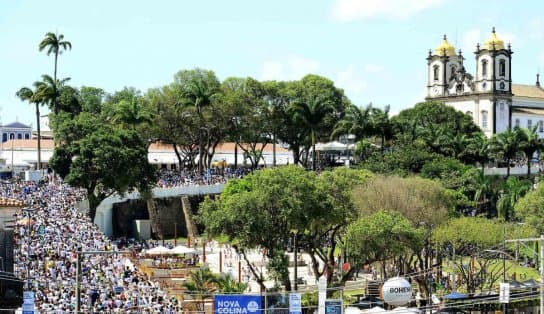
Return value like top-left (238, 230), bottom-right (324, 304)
top-left (145, 245), bottom-right (172, 255)
top-left (170, 245), bottom-right (196, 255)
top-left (345, 307), bottom-right (363, 314)
top-left (315, 141), bottom-right (348, 151)
top-left (388, 307), bottom-right (421, 314)
top-left (362, 306), bottom-right (386, 314)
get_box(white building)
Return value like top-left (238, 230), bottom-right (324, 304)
top-left (1, 122), bottom-right (32, 142)
top-left (426, 28), bottom-right (544, 138)
top-left (0, 139), bottom-right (294, 171)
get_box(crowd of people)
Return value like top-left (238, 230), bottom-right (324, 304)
top-left (9, 178), bottom-right (183, 313)
top-left (155, 167), bottom-right (252, 188)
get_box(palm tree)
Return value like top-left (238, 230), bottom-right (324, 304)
top-left (496, 177), bottom-right (531, 220)
top-left (215, 274), bottom-right (249, 293)
top-left (369, 105), bottom-right (393, 152)
top-left (183, 267), bottom-right (218, 312)
top-left (517, 126), bottom-right (543, 178)
top-left (16, 84), bottom-right (45, 170)
top-left (39, 32), bottom-right (72, 81)
top-left (112, 98), bottom-right (152, 130)
top-left (489, 129), bottom-right (522, 178)
top-left (331, 103), bottom-right (372, 141)
top-left (465, 133), bottom-right (490, 171)
top-left (472, 171), bottom-right (498, 215)
top-left (181, 70), bottom-right (220, 174)
top-left (34, 74), bottom-right (70, 114)
top-left (289, 95), bottom-right (335, 171)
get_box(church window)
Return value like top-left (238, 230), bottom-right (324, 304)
top-left (433, 65), bottom-right (439, 81)
top-left (17, 133), bottom-right (22, 140)
top-left (466, 111), bottom-right (473, 117)
top-left (2, 133), bottom-right (6, 142)
top-left (24, 133), bottom-right (30, 140)
top-left (499, 59), bottom-right (506, 77)
top-left (482, 60), bottom-right (488, 77)
top-left (528, 119), bottom-right (533, 129)
top-left (515, 119), bottom-right (520, 128)
top-left (539, 121), bottom-right (544, 133)
top-left (450, 65), bottom-right (457, 80)
top-left (481, 111), bottom-right (488, 129)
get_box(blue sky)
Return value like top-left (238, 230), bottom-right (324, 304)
top-left (2, 0), bottom-right (544, 127)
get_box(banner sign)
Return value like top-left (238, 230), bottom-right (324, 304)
top-left (325, 299), bottom-right (342, 314)
top-left (214, 294), bottom-right (262, 314)
top-left (289, 293), bottom-right (302, 314)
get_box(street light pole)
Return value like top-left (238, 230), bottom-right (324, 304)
top-left (11, 134), bottom-right (14, 178)
top-left (294, 232), bottom-right (298, 291)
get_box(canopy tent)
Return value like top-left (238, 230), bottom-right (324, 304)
top-left (389, 307), bottom-right (421, 314)
top-left (315, 141), bottom-right (348, 151)
top-left (443, 292), bottom-right (468, 300)
top-left (145, 245), bottom-right (172, 255)
top-left (170, 245), bottom-right (196, 255)
top-left (361, 306), bottom-right (386, 314)
top-left (345, 307), bottom-right (363, 314)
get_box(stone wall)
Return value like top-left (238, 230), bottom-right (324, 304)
top-left (111, 195), bottom-right (208, 239)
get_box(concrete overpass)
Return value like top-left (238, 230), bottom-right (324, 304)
top-left (88, 184), bottom-right (225, 237)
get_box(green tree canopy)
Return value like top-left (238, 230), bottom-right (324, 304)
top-left (352, 175), bottom-right (453, 227)
top-left (345, 210), bottom-right (425, 267)
top-left (392, 101), bottom-right (482, 159)
top-left (514, 183), bottom-right (544, 233)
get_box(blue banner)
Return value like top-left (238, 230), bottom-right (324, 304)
top-left (214, 294), bottom-right (262, 314)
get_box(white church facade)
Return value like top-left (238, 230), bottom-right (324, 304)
top-left (426, 28), bottom-right (544, 138)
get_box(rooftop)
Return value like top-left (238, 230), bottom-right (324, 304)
top-left (512, 84), bottom-right (544, 99)
top-left (2, 122), bottom-right (31, 129)
top-left (1, 139), bottom-right (290, 153)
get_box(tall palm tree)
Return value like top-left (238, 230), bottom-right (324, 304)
top-left (181, 71), bottom-right (220, 173)
top-left (16, 84), bottom-right (44, 169)
top-left (331, 103), bottom-right (372, 141)
top-left (496, 177), bottom-right (531, 220)
top-left (39, 32), bottom-right (72, 81)
top-left (465, 133), bottom-right (490, 171)
top-left (517, 126), bottom-right (543, 178)
top-left (489, 129), bottom-right (522, 178)
top-left (369, 105), bottom-right (393, 152)
top-left (34, 74), bottom-right (70, 114)
top-left (289, 95), bottom-right (335, 171)
top-left (472, 171), bottom-right (498, 215)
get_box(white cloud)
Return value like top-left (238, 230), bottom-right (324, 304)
top-left (330, 0), bottom-right (445, 22)
top-left (260, 56), bottom-right (320, 81)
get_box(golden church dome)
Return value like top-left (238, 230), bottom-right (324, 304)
top-left (434, 35), bottom-right (456, 57)
top-left (483, 27), bottom-right (505, 50)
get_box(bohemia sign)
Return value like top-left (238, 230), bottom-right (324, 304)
top-left (381, 277), bottom-right (413, 306)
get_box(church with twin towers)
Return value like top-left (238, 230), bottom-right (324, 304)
top-left (426, 27), bottom-right (544, 138)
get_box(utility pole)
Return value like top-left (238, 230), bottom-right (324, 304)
top-left (505, 235), bottom-right (544, 314)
